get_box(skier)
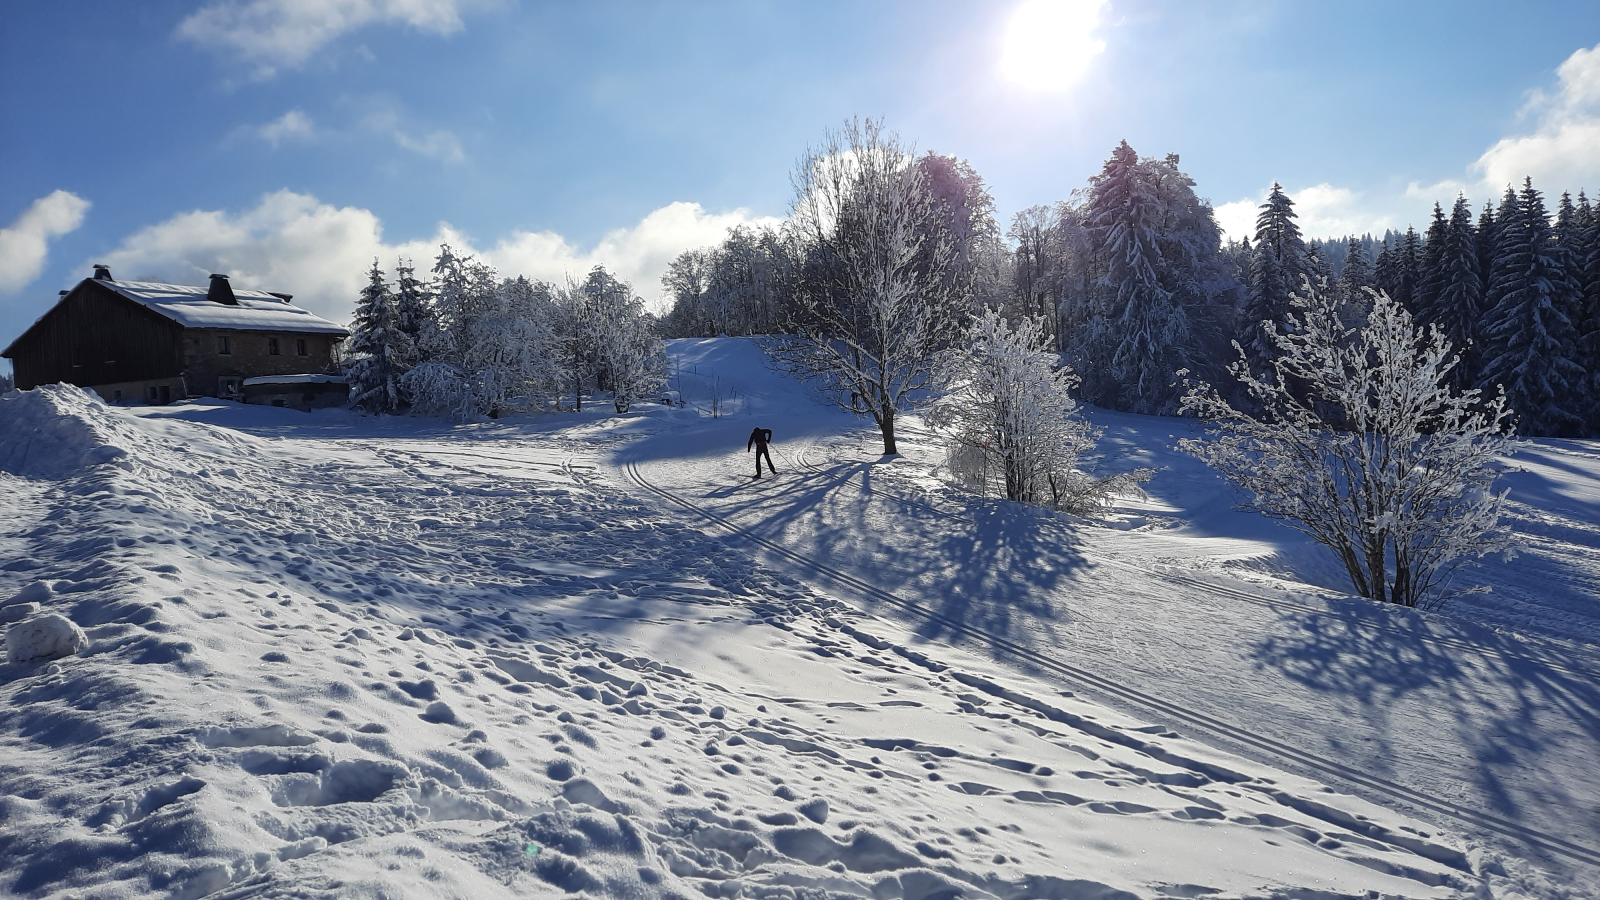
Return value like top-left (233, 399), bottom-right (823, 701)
top-left (747, 426), bottom-right (776, 479)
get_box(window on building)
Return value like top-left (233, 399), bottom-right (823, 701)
top-left (217, 335), bottom-right (231, 355)
top-left (113, 389), bottom-right (123, 402)
top-left (268, 337), bottom-right (281, 356)
top-left (296, 338), bottom-right (308, 356)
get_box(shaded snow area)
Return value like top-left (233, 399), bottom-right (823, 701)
top-left (0, 347), bottom-right (1594, 900)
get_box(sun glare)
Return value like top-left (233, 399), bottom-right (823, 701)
top-left (1000, 0), bottom-right (1107, 91)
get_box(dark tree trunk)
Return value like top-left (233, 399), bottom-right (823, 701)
top-left (879, 405), bottom-right (898, 455)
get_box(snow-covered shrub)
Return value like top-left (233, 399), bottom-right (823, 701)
top-left (929, 309), bottom-right (1151, 514)
top-left (1180, 280), bottom-right (1515, 609)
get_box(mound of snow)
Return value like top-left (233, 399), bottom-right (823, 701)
top-left (6, 613), bottom-right (87, 663)
top-left (0, 386), bottom-right (135, 479)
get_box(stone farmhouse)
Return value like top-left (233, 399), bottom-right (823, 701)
top-left (2, 266), bottom-right (349, 410)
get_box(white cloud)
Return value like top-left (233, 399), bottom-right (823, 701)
top-left (177, 0), bottom-right (489, 77)
top-left (1471, 42), bottom-right (1600, 193)
top-left (391, 128), bottom-right (464, 163)
top-left (233, 109), bottom-right (316, 147)
top-left (1214, 183), bottom-right (1393, 243)
top-left (361, 109), bottom-right (466, 163)
top-left (1212, 198), bottom-right (1258, 245)
top-left (482, 203), bottom-right (784, 312)
top-left (0, 191), bottom-right (91, 294)
top-left (92, 191), bottom-right (777, 324)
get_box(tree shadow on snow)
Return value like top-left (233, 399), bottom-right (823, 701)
top-left (708, 455), bottom-right (1092, 659)
top-left (1247, 599), bottom-right (1600, 832)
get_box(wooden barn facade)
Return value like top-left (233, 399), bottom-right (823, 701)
top-left (2, 266), bottom-right (350, 410)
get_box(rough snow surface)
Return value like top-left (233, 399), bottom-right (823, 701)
top-left (0, 338), bottom-right (1594, 899)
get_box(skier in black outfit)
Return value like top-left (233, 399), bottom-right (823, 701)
top-left (747, 427), bottom-right (775, 478)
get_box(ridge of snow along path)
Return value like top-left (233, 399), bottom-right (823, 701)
top-left (0, 345), bottom-right (1587, 899)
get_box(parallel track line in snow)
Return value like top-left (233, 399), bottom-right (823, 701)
top-left (791, 446), bottom-right (1594, 679)
top-left (622, 459), bottom-right (1600, 871)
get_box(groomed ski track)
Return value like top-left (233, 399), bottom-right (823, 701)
top-left (620, 455), bottom-right (1600, 873)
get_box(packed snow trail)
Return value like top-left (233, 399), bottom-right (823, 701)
top-left (618, 337), bottom-right (1600, 884)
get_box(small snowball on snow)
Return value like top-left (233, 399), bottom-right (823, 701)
top-left (7, 614), bottom-right (87, 664)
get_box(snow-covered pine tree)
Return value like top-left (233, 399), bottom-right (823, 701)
top-left (1339, 236), bottom-right (1374, 305)
top-left (1480, 179), bottom-right (1586, 435)
top-left (1414, 203), bottom-right (1450, 328)
top-left (1476, 202), bottom-right (1499, 296)
top-left (1081, 140), bottom-right (1189, 413)
top-left (929, 308), bottom-right (1149, 512)
top-left (1389, 227), bottom-right (1422, 316)
top-left (1245, 183), bottom-right (1308, 368)
top-left (394, 258), bottom-right (432, 361)
top-left (347, 259), bottom-right (414, 414)
top-left (1554, 191), bottom-right (1580, 250)
top-left (1181, 280), bottom-right (1515, 609)
top-left (1578, 192), bottom-right (1600, 433)
top-left (1435, 196), bottom-right (1484, 389)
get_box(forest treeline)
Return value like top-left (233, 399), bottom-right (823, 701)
top-left (661, 139), bottom-right (1600, 437)
top-left (346, 247), bottom-right (664, 419)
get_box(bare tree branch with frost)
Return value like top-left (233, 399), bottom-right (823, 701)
top-left (767, 118), bottom-right (967, 455)
top-left (1180, 280), bottom-right (1516, 609)
top-left (929, 309), bottom-right (1152, 515)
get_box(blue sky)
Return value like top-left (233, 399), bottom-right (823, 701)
top-left (3, 0), bottom-right (1599, 374)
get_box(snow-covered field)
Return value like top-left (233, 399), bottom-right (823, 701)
top-left (1, 337), bottom-right (1596, 899)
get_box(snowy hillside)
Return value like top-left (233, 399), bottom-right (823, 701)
top-left (1, 338), bottom-right (1596, 899)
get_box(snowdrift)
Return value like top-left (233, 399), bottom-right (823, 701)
top-left (0, 386), bottom-right (135, 479)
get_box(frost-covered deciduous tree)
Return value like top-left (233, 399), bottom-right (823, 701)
top-left (575, 266), bottom-right (665, 414)
top-left (402, 245), bottom-right (569, 419)
top-left (1181, 281), bottom-right (1515, 610)
top-left (768, 118), bottom-right (968, 455)
top-left (476, 275), bottom-right (567, 414)
top-left (347, 259), bottom-right (414, 414)
top-left (929, 309), bottom-right (1151, 515)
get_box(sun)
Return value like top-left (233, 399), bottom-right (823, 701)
top-left (1000, 0), bottom-right (1108, 91)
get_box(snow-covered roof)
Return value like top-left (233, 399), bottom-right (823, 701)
top-left (242, 374), bottom-right (348, 386)
top-left (100, 279), bottom-right (349, 336)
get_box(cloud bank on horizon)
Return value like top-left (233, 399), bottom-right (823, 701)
top-left (1216, 40), bottom-right (1600, 243)
top-left (88, 192), bottom-right (778, 323)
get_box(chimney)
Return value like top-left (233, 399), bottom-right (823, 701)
top-left (207, 273), bottom-right (238, 306)
top-left (59, 290), bottom-right (68, 297)
top-left (93, 264), bottom-right (112, 281)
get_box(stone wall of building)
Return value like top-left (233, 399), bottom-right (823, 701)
top-left (181, 329), bottom-right (341, 399)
